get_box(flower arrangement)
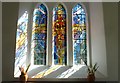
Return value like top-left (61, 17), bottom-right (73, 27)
top-left (81, 58), bottom-right (99, 81)
top-left (19, 64), bottom-right (31, 75)
top-left (81, 58), bottom-right (99, 75)
top-left (19, 64), bottom-right (31, 81)
top-left (86, 63), bottom-right (99, 75)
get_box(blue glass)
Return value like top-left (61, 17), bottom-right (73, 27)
top-left (32, 4), bottom-right (47, 65)
top-left (72, 4), bottom-right (87, 65)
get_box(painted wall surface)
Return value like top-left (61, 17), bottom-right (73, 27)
top-left (18, 2), bottom-right (34, 67)
top-left (2, 2), bottom-right (118, 81)
top-left (103, 2), bottom-right (118, 81)
top-left (2, 2), bottom-right (19, 81)
top-left (89, 2), bottom-right (107, 77)
top-left (0, 1), bottom-right (2, 83)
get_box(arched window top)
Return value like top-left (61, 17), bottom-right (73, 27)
top-left (72, 3), bottom-right (86, 15)
top-left (33, 4), bottom-right (47, 27)
top-left (53, 4), bottom-right (66, 15)
top-left (34, 4), bottom-right (47, 15)
top-left (72, 3), bottom-right (86, 26)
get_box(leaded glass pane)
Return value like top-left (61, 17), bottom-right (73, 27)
top-left (52, 4), bottom-right (67, 65)
top-left (31, 4), bottom-right (47, 65)
top-left (72, 4), bottom-right (87, 65)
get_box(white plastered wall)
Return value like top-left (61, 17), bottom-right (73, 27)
top-left (89, 2), bottom-right (107, 78)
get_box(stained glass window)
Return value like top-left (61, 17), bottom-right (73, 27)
top-left (52, 4), bottom-right (67, 65)
top-left (31, 4), bottom-right (47, 65)
top-left (14, 11), bottom-right (28, 77)
top-left (72, 4), bottom-right (87, 65)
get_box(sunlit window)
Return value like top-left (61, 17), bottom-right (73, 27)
top-left (52, 4), bottom-right (67, 65)
top-left (31, 4), bottom-right (47, 65)
top-left (72, 4), bottom-right (87, 65)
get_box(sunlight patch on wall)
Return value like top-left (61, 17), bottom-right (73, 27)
top-left (14, 11), bottom-right (28, 77)
top-left (32, 65), bottom-right (62, 78)
top-left (31, 65), bottom-right (85, 78)
top-left (56, 65), bottom-right (85, 78)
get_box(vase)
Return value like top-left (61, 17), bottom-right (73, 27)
top-left (19, 73), bottom-right (28, 82)
top-left (87, 73), bottom-right (95, 82)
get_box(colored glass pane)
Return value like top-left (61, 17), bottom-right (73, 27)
top-left (72, 4), bottom-right (87, 65)
top-left (14, 11), bottom-right (28, 77)
top-left (31, 4), bottom-right (47, 65)
top-left (52, 4), bottom-right (67, 65)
